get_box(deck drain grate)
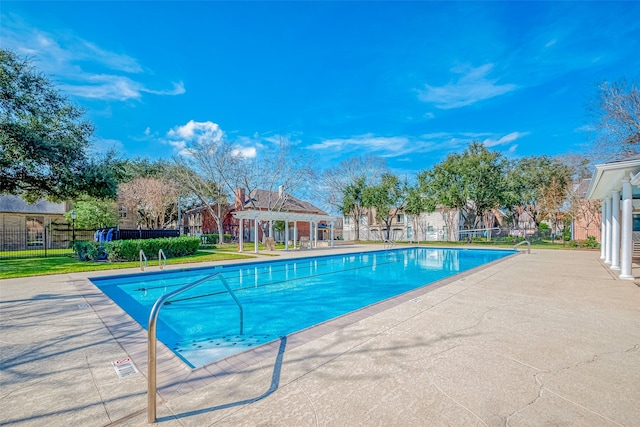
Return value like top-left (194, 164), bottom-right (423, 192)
top-left (112, 357), bottom-right (139, 378)
top-left (410, 298), bottom-right (421, 303)
top-left (77, 303), bottom-right (90, 309)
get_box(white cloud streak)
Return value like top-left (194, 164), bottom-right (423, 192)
top-left (308, 131), bottom-right (526, 159)
top-left (419, 64), bottom-right (518, 109)
top-left (1, 14), bottom-right (184, 101)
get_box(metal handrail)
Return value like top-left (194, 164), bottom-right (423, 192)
top-left (158, 249), bottom-right (166, 270)
top-left (147, 272), bottom-right (244, 423)
top-left (514, 240), bottom-right (531, 254)
top-left (140, 250), bottom-right (148, 271)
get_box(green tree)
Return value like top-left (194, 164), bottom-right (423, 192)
top-left (362, 173), bottom-right (407, 241)
top-left (404, 183), bottom-right (430, 243)
top-left (64, 195), bottom-right (119, 229)
top-left (419, 142), bottom-right (507, 240)
top-left (505, 156), bottom-right (572, 228)
top-left (319, 156), bottom-right (387, 241)
top-left (339, 176), bottom-right (368, 241)
top-left (0, 49), bottom-right (118, 202)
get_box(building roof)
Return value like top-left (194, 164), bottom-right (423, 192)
top-left (245, 189), bottom-right (328, 215)
top-left (0, 195), bottom-right (67, 215)
top-left (586, 156), bottom-right (640, 200)
top-left (183, 189), bottom-right (328, 217)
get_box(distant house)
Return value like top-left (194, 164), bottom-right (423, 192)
top-left (182, 188), bottom-right (330, 242)
top-left (0, 195), bottom-right (71, 250)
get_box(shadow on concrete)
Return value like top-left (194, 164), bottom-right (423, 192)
top-left (157, 336), bottom-right (287, 422)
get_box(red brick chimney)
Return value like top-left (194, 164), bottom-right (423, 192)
top-left (234, 188), bottom-right (245, 211)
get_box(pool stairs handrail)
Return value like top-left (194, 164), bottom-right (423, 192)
top-left (147, 272), bottom-right (244, 423)
top-left (514, 240), bottom-right (531, 254)
top-left (140, 250), bottom-right (148, 271)
top-left (383, 239), bottom-right (396, 249)
top-left (158, 249), bottom-right (167, 270)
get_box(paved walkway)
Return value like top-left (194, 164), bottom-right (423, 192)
top-left (1, 247), bottom-right (639, 426)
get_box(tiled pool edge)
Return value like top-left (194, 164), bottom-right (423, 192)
top-left (72, 248), bottom-right (519, 400)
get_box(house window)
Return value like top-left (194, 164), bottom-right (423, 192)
top-left (26, 216), bottom-right (44, 247)
top-left (119, 207), bottom-right (128, 219)
top-left (428, 225), bottom-right (434, 232)
top-left (397, 214), bottom-right (404, 223)
top-left (344, 217), bottom-right (351, 224)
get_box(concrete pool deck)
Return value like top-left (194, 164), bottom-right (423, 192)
top-left (1, 246), bottom-right (639, 426)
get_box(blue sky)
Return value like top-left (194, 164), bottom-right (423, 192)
top-left (2, 1), bottom-right (639, 178)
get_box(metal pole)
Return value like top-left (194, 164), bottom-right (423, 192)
top-left (147, 273), bottom-right (221, 423)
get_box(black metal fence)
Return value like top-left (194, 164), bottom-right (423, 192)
top-left (0, 227), bottom-right (95, 259)
top-left (0, 227), bottom-right (181, 259)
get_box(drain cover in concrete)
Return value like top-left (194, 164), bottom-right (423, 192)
top-left (112, 357), bottom-right (139, 378)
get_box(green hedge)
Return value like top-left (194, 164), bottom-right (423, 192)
top-left (73, 240), bottom-right (101, 261)
top-left (105, 236), bottom-right (200, 262)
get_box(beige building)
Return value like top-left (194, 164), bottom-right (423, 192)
top-left (342, 207), bottom-right (460, 242)
top-left (0, 195), bottom-right (72, 250)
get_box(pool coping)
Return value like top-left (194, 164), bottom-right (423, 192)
top-left (71, 246), bottom-right (518, 400)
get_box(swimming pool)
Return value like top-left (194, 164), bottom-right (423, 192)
top-left (90, 247), bottom-right (514, 367)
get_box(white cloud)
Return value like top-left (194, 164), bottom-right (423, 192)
top-left (1, 14), bottom-right (184, 101)
top-left (232, 147), bottom-right (257, 158)
top-left (482, 131), bottom-right (529, 147)
top-left (308, 133), bottom-right (443, 159)
top-left (419, 63), bottom-right (518, 109)
top-left (165, 121), bottom-right (259, 159)
top-left (308, 130), bottom-right (528, 161)
top-left (168, 120), bottom-right (223, 141)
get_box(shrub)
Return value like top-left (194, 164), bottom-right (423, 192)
top-left (201, 233), bottom-right (218, 244)
top-left (105, 236), bottom-right (200, 262)
top-left (584, 235), bottom-right (600, 249)
top-left (73, 240), bottom-right (100, 261)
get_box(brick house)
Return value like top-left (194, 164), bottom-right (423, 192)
top-left (182, 188), bottom-right (330, 242)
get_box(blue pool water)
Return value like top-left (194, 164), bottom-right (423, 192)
top-left (90, 247), bottom-right (514, 367)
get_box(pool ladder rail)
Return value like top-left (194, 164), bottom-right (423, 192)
top-left (147, 272), bottom-right (244, 423)
top-left (514, 240), bottom-right (531, 254)
top-left (139, 249), bottom-right (167, 271)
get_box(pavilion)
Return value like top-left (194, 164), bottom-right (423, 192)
top-left (231, 210), bottom-right (338, 253)
top-left (586, 153), bottom-right (640, 280)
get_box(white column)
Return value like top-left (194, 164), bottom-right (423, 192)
top-left (294, 221), bottom-right (298, 250)
top-left (600, 201), bottom-right (606, 260)
top-left (309, 221), bottom-right (313, 250)
top-left (285, 221), bottom-right (289, 251)
top-left (620, 178), bottom-right (634, 280)
top-left (330, 221), bottom-right (335, 248)
top-left (254, 219), bottom-right (259, 253)
top-left (239, 218), bottom-right (244, 253)
top-left (604, 197), bottom-right (612, 264)
top-left (611, 190), bottom-right (621, 270)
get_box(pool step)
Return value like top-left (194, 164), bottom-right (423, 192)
top-left (172, 334), bottom-right (275, 366)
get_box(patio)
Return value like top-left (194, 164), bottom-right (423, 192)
top-left (1, 247), bottom-right (639, 426)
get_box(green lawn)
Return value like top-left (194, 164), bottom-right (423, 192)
top-left (0, 251), bottom-right (254, 279)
